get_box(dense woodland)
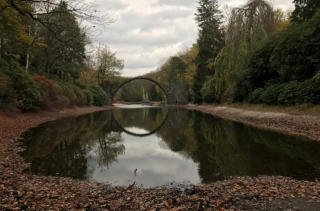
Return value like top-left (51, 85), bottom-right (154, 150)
top-left (146, 0), bottom-right (320, 105)
top-left (0, 0), bottom-right (123, 111)
top-left (1, 0), bottom-right (320, 111)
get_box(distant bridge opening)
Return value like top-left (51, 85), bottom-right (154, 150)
top-left (111, 77), bottom-right (168, 102)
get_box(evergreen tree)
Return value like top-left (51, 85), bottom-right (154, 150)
top-left (32, 1), bottom-right (86, 79)
top-left (192, 0), bottom-right (224, 103)
top-left (169, 57), bottom-right (187, 80)
top-left (149, 85), bottom-right (162, 101)
top-left (291, 0), bottom-right (320, 22)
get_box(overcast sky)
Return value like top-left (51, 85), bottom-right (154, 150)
top-left (90, 0), bottom-right (294, 77)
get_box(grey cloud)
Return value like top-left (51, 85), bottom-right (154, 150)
top-left (154, 0), bottom-right (197, 7)
top-left (98, 29), bottom-right (190, 46)
top-left (90, 0), bottom-right (293, 77)
top-left (124, 67), bottom-right (158, 77)
top-left (95, 0), bottom-right (127, 10)
top-left (117, 8), bottom-right (194, 31)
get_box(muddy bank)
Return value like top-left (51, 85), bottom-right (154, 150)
top-left (184, 104), bottom-right (320, 141)
top-left (1, 106), bottom-right (320, 210)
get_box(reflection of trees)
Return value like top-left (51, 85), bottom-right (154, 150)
top-left (199, 114), bottom-right (320, 181)
top-left (96, 132), bottom-right (125, 167)
top-left (191, 113), bottom-right (223, 183)
top-left (28, 138), bottom-right (89, 179)
top-left (157, 109), bottom-right (320, 183)
top-left (22, 111), bottom-right (125, 179)
top-left (22, 108), bottom-right (320, 183)
top-left (113, 108), bottom-right (167, 133)
top-left (158, 109), bottom-right (223, 182)
top-left (157, 109), bottom-right (194, 152)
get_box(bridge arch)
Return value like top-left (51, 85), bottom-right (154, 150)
top-left (111, 77), bottom-right (168, 101)
top-left (111, 109), bottom-right (169, 137)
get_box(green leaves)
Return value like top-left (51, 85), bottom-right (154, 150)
top-left (97, 47), bottom-right (124, 84)
top-left (292, 0), bottom-right (320, 22)
top-left (32, 1), bottom-right (87, 79)
top-left (209, 0), bottom-right (277, 103)
top-left (193, 0), bottom-right (224, 103)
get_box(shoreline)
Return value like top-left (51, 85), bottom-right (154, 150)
top-left (183, 104), bottom-right (320, 141)
top-left (1, 106), bottom-right (320, 210)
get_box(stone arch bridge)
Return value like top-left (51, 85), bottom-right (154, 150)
top-left (110, 76), bottom-right (188, 104)
top-left (111, 77), bottom-right (168, 102)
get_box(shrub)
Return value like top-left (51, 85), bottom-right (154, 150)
top-left (0, 72), bottom-right (15, 110)
top-left (0, 59), bottom-right (42, 110)
top-left (88, 85), bottom-right (108, 106)
top-left (248, 76), bottom-right (320, 105)
top-left (0, 58), bottom-right (108, 111)
top-left (82, 89), bottom-right (93, 106)
top-left (55, 82), bottom-right (77, 106)
top-left (296, 76), bottom-right (320, 104)
top-left (259, 84), bottom-right (284, 105)
top-left (245, 10), bottom-right (320, 93)
top-left (33, 74), bottom-right (57, 99)
top-left (74, 81), bottom-right (93, 106)
top-left (248, 88), bottom-right (264, 104)
top-left (201, 78), bottom-right (216, 103)
top-left (72, 85), bottom-right (90, 106)
top-left (32, 74), bottom-right (58, 108)
top-left (277, 81), bottom-right (300, 105)
top-left (55, 81), bottom-right (97, 107)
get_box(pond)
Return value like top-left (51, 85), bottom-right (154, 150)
top-left (21, 105), bottom-right (320, 187)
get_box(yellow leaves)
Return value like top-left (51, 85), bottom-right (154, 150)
top-left (0, 0), bottom-right (9, 9)
top-left (0, 0), bottom-right (34, 51)
top-left (181, 44), bottom-right (198, 64)
top-left (274, 8), bottom-right (292, 32)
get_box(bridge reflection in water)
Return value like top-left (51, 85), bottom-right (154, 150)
top-left (111, 108), bottom-right (169, 137)
top-left (21, 106), bottom-right (320, 187)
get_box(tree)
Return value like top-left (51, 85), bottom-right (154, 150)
top-left (149, 85), bottom-right (162, 101)
top-left (244, 10), bottom-right (320, 105)
top-left (2, 0), bottom-right (110, 73)
top-left (192, 0), bottom-right (224, 103)
top-left (291, 0), bottom-right (320, 22)
top-left (0, 0), bottom-right (33, 59)
top-left (167, 57), bottom-right (188, 104)
top-left (274, 9), bottom-right (291, 31)
top-left (118, 82), bottom-right (143, 102)
top-left (211, 0), bottom-right (278, 102)
top-left (169, 56), bottom-right (186, 80)
top-left (96, 47), bottom-right (124, 98)
top-left (96, 47), bottom-right (124, 84)
top-left (3, 0), bottom-right (109, 30)
top-left (32, 1), bottom-right (87, 79)
top-left (181, 44), bottom-right (198, 88)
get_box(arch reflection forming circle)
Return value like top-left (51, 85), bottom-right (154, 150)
top-left (111, 108), bottom-right (169, 137)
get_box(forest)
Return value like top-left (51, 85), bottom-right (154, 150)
top-left (143, 0), bottom-right (320, 105)
top-left (0, 0), bottom-right (123, 111)
top-left (1, 0), bottom-right (320, 111)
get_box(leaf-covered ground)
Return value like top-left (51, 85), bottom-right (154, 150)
top-left (1, 106), bottom-right (320, 210)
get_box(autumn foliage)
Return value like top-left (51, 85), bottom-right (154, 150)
top-left (33, 74), bottom-right (57, 101)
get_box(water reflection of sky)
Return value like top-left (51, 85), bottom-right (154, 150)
top-left (22, 108), bottom-right (320, 186)
top-left (88, 127), bottom-right (200, 187)
top-left (113, 104), bottom-right (158, 109)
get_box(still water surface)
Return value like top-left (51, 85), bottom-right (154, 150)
top-left (21, 105), bottom-right (320, 187)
